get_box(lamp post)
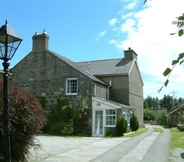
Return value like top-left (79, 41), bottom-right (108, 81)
top-left (0, 20), bottom-right (22, 162)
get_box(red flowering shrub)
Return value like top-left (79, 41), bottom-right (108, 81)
top-left (0, 77), bottom-right (46, 161)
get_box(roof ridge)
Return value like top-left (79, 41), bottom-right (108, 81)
top-left (77, 58), bottom-right (123, 63)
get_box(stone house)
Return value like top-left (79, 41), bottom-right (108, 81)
top-left (11, 31), bottom-right (144, 137)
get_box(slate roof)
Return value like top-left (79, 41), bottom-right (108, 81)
top-left (168, 101), bottom-right (184, 115)
top-left (47, 50), bottom-right (137, 85)
top-left (48, 50), bottom-right (107, 85)
top-left (77, 58), bottom-right (134, 76)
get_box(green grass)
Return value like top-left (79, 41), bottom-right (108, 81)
top-left (153, 128), bottom-right (163, 133)
top-left (170, 127), bottom-right (184, 149)
top-left (123, 128), bottom-right (147, 138)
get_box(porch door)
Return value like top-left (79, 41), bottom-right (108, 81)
top-left (95, 110), bottom-right (103, 136)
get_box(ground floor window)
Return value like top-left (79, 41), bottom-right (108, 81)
top-left (106, 109), bottom-right (116, 126)
top-left (121, 109), bottom-right (133, 126)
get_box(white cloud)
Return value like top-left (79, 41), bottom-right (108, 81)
top-left (125, 1), bottom-right (139, 10)
top-left (95, 30), bottom-right (107, 41)
top-left (121, 18), bottom-right (136, 32)
top-left (110, 0), bottom-right (184, 98)
top-left (99, 30), bottom-right (107, 37)
top-left (109, 18), bottom-right (117, 26)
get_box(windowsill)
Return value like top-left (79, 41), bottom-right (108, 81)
top-left (66, 93), bottom-right (78, 96)
top-left (105, 125), bottom-right (116, 127)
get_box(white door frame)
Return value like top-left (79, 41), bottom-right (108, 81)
top-left (92, 109), bottom-right (105, 137)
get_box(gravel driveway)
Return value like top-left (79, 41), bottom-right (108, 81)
top-left (28, 136), bottom-right (104, 162)
top-left (28, 125), bottom-right (184, 162)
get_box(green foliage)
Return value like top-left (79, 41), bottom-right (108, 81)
top-left (36, 95), bottom-right (46, 110)
top-left (0, 78), bottom-right (46, 161)
top-left (116, 117), bottom-right (127, 136)
top-left (144, 109), bottom-right (156, 120)
top-left (171, 13), bottom-right (184, 37)
top-left (73, 98), bottom-right (89, 135)
top-left (130, 113), bottom-right (139, 131)
top-left (123, 128), bottom-right (147, 138)
top-left (177, 124), bottom-right (184, 132)
top-left (105, 128), bottom-right (115, 137)
top-left (48, 120), bottom-right (74, 136)
top-left (170, 127), bottom-right (184, 149)
top-left (44, 95), bottom-right (90, 136)
top-left (44, 94), bottom-right (74, 135)
top-left (156, 109), bottom-right (168, 126)
top-left (144, 95), bottom-right (183, 113)
top-left (160, 95), bottom-right (174, 112)
top-left (144, 96), bottom-right (160, 110)
top-left (77, 97), bottom-right (89, 122)
top-left (159, 13), bottom-right (184, 92)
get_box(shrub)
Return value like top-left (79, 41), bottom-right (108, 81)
top-left (73, 98), bottom-right (89, 135)
top-left (44, 95), bottom-right (91, 136)
top-left (44, 94), bottom-right (74, 134)
top-left (48, 120), bottom-right (74, 136)
top-left (177, 124), bottom-right (184, 132)
top-left (130, 113), bottom-right (139, 131)
top-left (116, 117), bottom-right (127, 136)
top-left (105, 128), bottom-right (115, 137)
top-left (144, 109), bottom-right (156, 121)
top-left (156, 109), bottom-right (167, 126)
top-left (0, 78), bottom-right (46, 161)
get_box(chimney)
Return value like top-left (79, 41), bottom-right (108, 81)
top-left (124, 47), bottom-right (137, 62)
top-left (32, 30), bottom-right (49, 52)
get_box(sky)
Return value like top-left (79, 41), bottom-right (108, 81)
top-left (0, 0), bottom-right (184, 99)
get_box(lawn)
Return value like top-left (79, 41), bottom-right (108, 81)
top-left (170, 127), bottom-right (184, 149)
top-left (123, 128), bottom-right (147, 138)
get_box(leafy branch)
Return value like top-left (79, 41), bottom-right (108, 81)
top-left (158, 13), bottom-right (184, 92)
top-left (143, 0), bottom-right (148, 5)
top-left (158, 53), bottom-right (184, 92)
top-left (170, 13), bottom-right (184, 37)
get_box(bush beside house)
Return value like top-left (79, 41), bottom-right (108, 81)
top-left (116, 118), bottom-right (128, 136)
top-left (0, 78), bottom-right (46, 162)
top-left (130, 113), bottom-right (139, 131)
top-left (43, 94), bottom-right (90, 136)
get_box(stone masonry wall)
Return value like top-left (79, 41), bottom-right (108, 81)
top-left (11, 50), bottom-right (94, 135)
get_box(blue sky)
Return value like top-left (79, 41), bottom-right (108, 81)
top-left (1, 0), bottom-right (184, 99)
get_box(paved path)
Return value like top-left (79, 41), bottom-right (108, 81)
top-left (38, 125), bottom-right (170, 162)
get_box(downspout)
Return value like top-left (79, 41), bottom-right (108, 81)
top-left (107, 80), bottom-right (112, 100)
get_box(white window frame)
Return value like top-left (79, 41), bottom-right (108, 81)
top-left (105, 109), bottom-right (116, 127)
top-left (121, 109), bottom-right (132, 126)
top-left (66, 78), bottom-right (78, 95)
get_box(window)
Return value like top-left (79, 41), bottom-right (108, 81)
top-left (121, 110), bottom-right (132, 126)
top-left (106, 109), bottom-right (116, 126)
top-left (66, 78), bottom-right (78, 95)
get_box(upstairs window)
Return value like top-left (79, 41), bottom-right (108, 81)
top-left (66, 78), bottom-right (78, 95)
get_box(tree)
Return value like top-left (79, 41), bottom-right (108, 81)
top-left (144, 109), bottom-right (156, 121)
top-left (144, 96), bottom-right (160, 110)
top-left (156, 109), bottom-right (168, 126)
top-left (0, 77), bottom-right (46, 161)
top-left (160, 95), bottom-right (174, 112)
top-left (130, 113), bottom-right (139, 131)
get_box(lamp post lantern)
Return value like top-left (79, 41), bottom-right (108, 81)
top-left (0, 20), bottom-right (22, 162)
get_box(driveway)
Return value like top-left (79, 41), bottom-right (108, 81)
top-left (28, 125), bottom-right (176, 162)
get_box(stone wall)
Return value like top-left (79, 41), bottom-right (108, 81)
top-left (11, 50), bottom-right (95, 135)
